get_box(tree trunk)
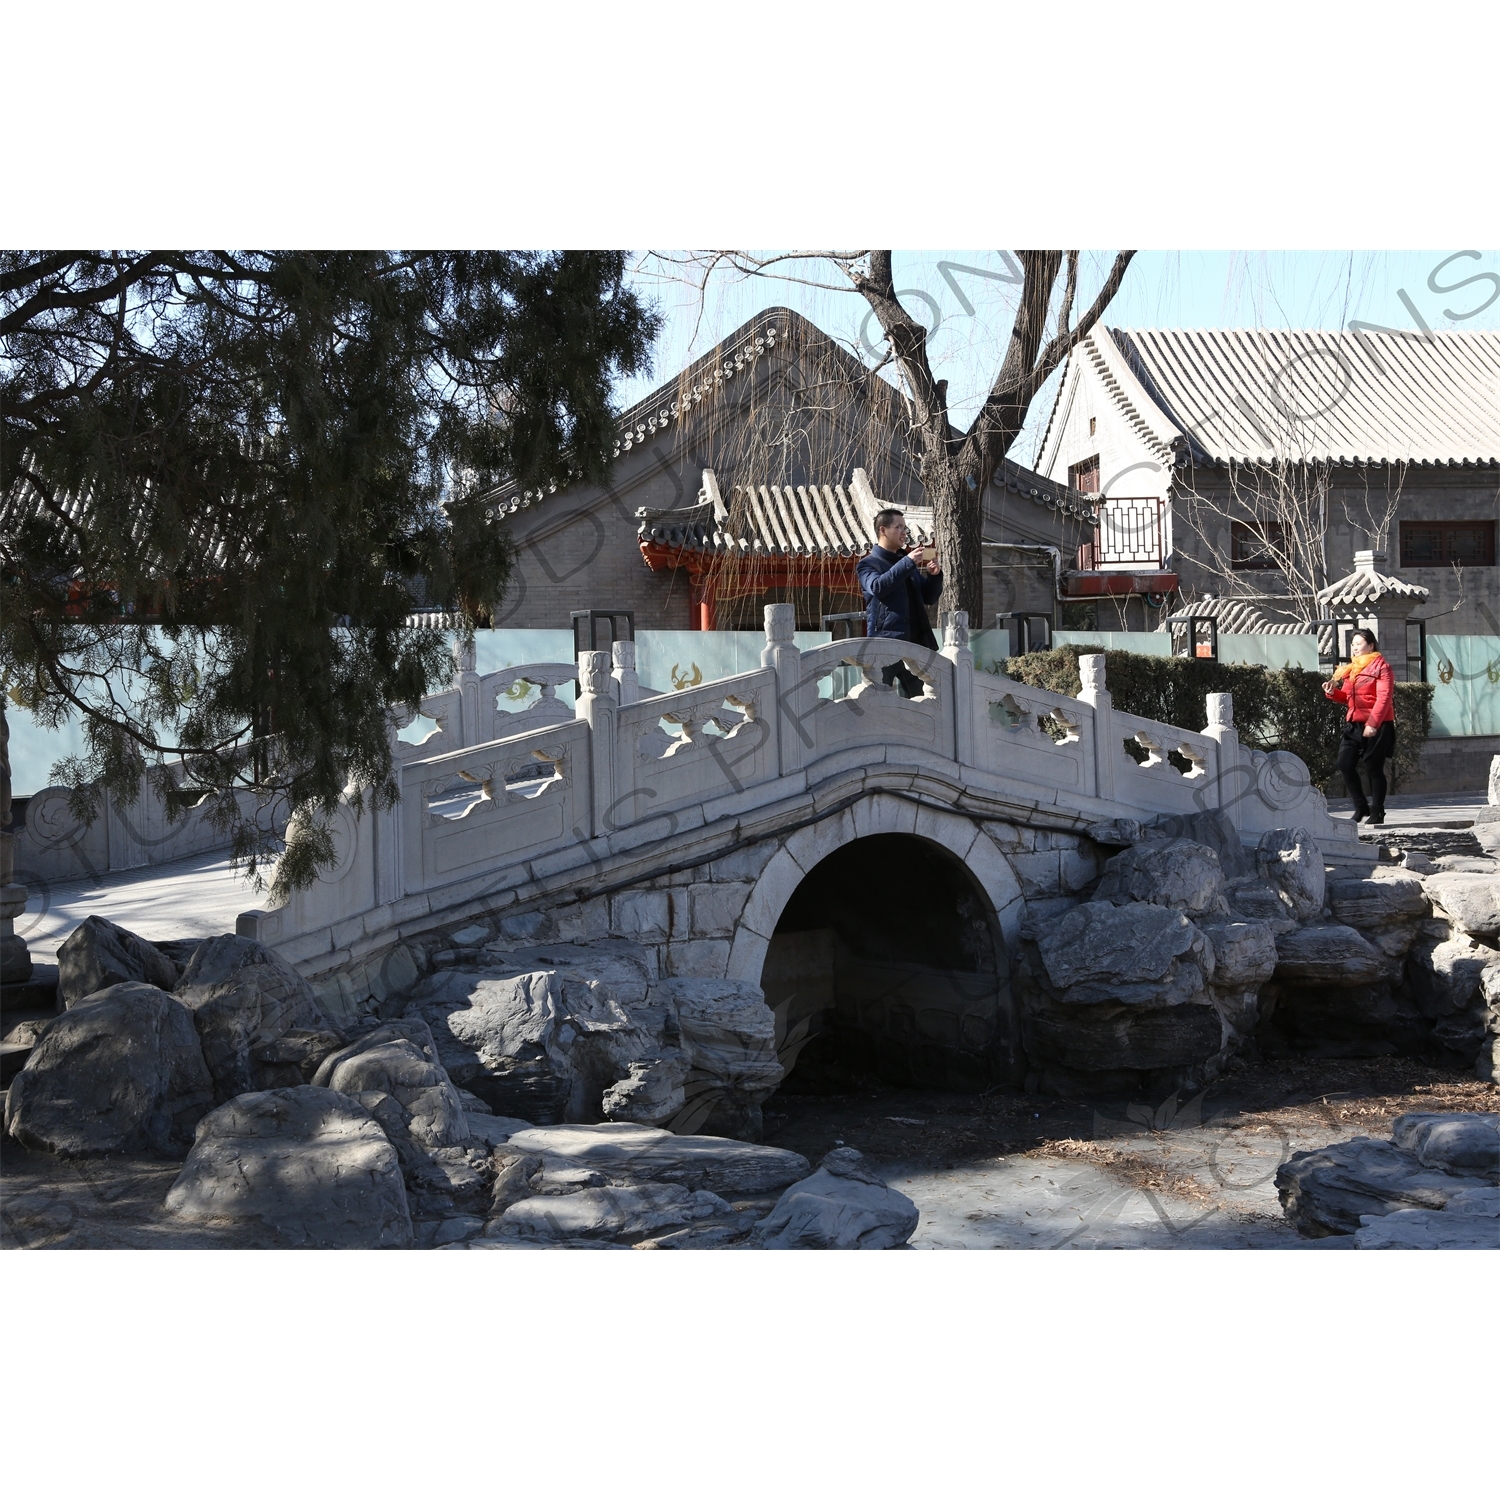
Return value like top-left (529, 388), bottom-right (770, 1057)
top-left (932, 469), bottom-right (985, 627)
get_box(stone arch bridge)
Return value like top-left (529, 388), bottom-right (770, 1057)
top-left (238, 606), bottom-right (1366, 1097)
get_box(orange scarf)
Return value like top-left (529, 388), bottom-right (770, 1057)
top-left (1333, 650), bottom-right (1383, 682)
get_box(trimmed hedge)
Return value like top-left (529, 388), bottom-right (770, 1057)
top-left (1000, 646), bottom-right (1434, 793)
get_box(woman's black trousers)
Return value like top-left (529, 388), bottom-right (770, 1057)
top-left (1337, 720), bottom-right (1396, 816)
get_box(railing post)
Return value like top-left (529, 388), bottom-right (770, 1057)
top-left (1078, 652), bottom-right (1117, 803)
top-left (576, 650), bottom-right (616, 836)
top-left (375, 712), bottom-right (405, 905)
top-left (455, 638), bottom-right (482, 747)
top-left (942, 610), bottom-right (974, 767)
top-left (611, 638), bottom-right (639, 706)
top-left (761, 603), bottom-right (806, 776)
top-left (1203, 691), bottom-right (1241, 825)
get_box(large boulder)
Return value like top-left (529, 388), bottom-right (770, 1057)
top-left (313, 1020), bottom-right (469, 1148)
top-left (403, 941), bottom-right (667, 1123)
top-left (1328, 873), bottom-right (1430, 959)
top-left (493, 1183), bottom-right (731, 1243)
top-left (1478, 964), bottom-right (1500, 1083)
top-left (4, 982), bottom-right (213, 1157)
top-left (1354, 1209), bottom-right (1499, 1249)
top-left (654, 977), bottom-right (784, 1137)
top-left (756, 1148), bottom-right (918, 1249)
top-left (163, 1085), bottom-right (411, 1248)
top-left (174, 935), bottom-right (337, 1100)
top-left (1389, 1112), bottom-right (1498, 1178)
top-left (403, 942), bottom-right (783, 1136)
top-left (503, 1121), bottom-right (809, 1196)
top-left (1422, 873), bottom-right (1500, 939)
top-left (1256, 828), bottom-right (1325, 922)
top-left (1404, 935), bottom-right (1494, 1059)
top-left (1015, 901), bottom-right (1225, 1089)
top-left (1094, 839), bottom-right (1227, 916)
top-left (57, 915), bottom-right (180, 1006)
top-left (1276, 1125), bottom-right (1493, 1237)
top-left (1272, 924), bottom-right (1384, 985)
top-left (1147, 811), bottom-right (1255, 878)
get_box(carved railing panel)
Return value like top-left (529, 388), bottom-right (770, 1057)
top-left (401, 718), bottom-right (588, 889)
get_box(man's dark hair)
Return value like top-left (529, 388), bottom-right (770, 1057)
top-left (873, 507), bottom-right (906, 536)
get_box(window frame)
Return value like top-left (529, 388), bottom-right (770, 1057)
top-left (1399, 519), bottom-right (1496, 568)
top-left (1230, 519), bottom-right (1286, 571)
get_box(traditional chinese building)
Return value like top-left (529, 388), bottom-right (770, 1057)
top-left (474, 308), bottom-right (1169, 635)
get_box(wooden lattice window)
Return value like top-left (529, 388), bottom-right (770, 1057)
top-left (1231, 520), bottom-right (1286, 570)
top-left (1400, 520), bottom-right (1496, 568)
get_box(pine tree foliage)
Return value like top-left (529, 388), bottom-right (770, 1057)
top-left (1, 251), bottom-right (659, 897)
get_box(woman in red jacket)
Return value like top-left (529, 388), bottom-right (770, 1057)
top-left (1322, 628), bottom-right (1396, 824)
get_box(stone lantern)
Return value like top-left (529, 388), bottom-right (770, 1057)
top-left (1316, 549), bottom-right (1430, 681)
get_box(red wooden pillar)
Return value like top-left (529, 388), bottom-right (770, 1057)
top-left (688, 570), bottom-right (717, 631)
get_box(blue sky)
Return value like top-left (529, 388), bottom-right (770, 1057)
top-left (618, 250), bottom-right (1500, 466)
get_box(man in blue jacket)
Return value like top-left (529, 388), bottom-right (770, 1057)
top-left (856, 507), bottom-right (943, 697)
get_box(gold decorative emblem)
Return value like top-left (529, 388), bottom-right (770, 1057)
top-left (671, 662), bottom-right (703, 691)
top-left (1488, 659), bottom-right (1500, 685)
top-left (503, 679), bottom-right (533, 700)
top-left (1437, 659), bottom-right (1454, 684)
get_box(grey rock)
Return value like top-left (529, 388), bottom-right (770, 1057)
top-left (1148, 811), bottom-right (1255, 877)
top-left (494, 1183), bottom-right (730, 1242)
top-left (1083, 818), bottom-right (1144, 848)
top-left (1389, 1112), bottom-right (1498, 1179)
top-left (1225, 877), bottom-right (1299, 928)
top-left (1328, 872), bottom-right (1429, 931)
top-left (403, 944), bottom-right (782, 1135)
top-left (408, 1143), bottom-right (496, 1207)
top-left (1034, 902), bottom-right (1204, 994)
top-left (1017, 902), bottom-right (1223, 1085)
top-left (432, 1215), bottom-right (486, 1246)
top-left (1272, 924), bottom-right (1384, 986)
top-left (318, 1025), bottom-right (470, 1148)
top-left (1256, 828), bottom-right (1325, 922)
top-left (164, 1085), bottom-right (411, 1248)
top-left (464, 1114), bottom-right (534, 1147)
top-left (1276, 1136), bottom-right (1479, 1236)
top-left (756, 1148), bottom-right (918, 1249)
top-left (455, 1087), bottom-right (493, 1114)
top-left (503, 1121), bottom-right (810, 1196)
top-left (635, 1218), bottom-right (758, 1249)
top-left (1400, 850), bottom-right (1439, 875)
top-left (1095, 839), bottom-right (1227, 916)
top-left (1490, 753), bottom-right (1499, 807)
top-left (1199, 921), bottom-right (1278, 990)
top-left (403, 942), bottom-right (666, 1123)
top-left (57, 915), bottom-right (179, 1007)
top-left (1404, 936), bottom-right (1492, 1055)
top-left (1422, 872), bottom-right (1500, 938)
top-left (488, 1150), bottom-right (543, 1215)
top-left (5, 981), bottom-right (213, 1157)
top-left (1354, 1209), bottom-right (1499, 1249)
top-left (600, 1053), bottom-right (687, 1126)
top-left (174, 935), bottom-right (334, 1101)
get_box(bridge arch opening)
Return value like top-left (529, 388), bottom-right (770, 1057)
top-left (759, 832), bottom-right (1018, 1095)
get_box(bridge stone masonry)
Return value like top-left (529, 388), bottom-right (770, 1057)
top-left (236, 603), bottom-right (1379, 1122)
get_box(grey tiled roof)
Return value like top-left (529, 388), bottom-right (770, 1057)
top-left (1052, 326), bottom-right (1500, 468)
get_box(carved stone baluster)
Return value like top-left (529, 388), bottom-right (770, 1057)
top-left (611, 638), bottom-right (639, 706)
top-left (760, 603), bottom-right (804, 775)
top-left (1078, 652), bottom-right (1116, 802)
top-left (942, 611), bottom-right (973, 766)
top-left (577, 650), bottom-right (616, 836)
top-left (1203, 691), bottom-right (1240, 824)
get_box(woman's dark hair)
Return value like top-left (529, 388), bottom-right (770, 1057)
top-left (1351, 628), bottom-right (1379, 651)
